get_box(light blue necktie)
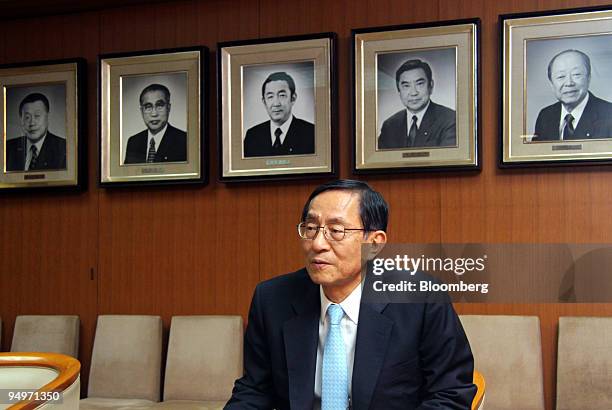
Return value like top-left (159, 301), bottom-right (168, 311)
top-left (322, 304), bottom-right (348, 410)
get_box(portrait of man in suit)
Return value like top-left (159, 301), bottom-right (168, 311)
top-left (532, 49), bottom-right (612, 141)
top-left (6, 92), bottom-right (66, 172)
top-left (243, 71), bottom-right (315, 157)
top-left (226, 179), bottom-right (475, 410)
top-left (124, 83), bottom-right (187, 164)
top-left (378, 59), bottom-right (456, 149)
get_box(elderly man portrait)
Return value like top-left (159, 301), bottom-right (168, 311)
top-left (378, 59), bottom-right (456, 149)
top-left (225, 179), bottom-right (475, 410)
top-left (533, 49), bottom-right (612, 141)
top-left (243, 71), bottom-right (315, 157)
top-left (124, 83), bottom-right (187, 164)
top-left (6, 93), bottom-right (66, 171)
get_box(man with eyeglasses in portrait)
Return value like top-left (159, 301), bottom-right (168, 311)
top-left (124, 83), bottom-right (187, 164)
top-left (226, 179), bottom-right (475, 410)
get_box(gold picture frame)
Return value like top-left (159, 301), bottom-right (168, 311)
top-left (0, 59), bottom-right (84, 191)
top-left (353, 20), bottom-right (479, 173)
top-left (501, 7), bottom-right (612, 166)
top-left (218, 33), bottom-right (336, 182)
top-left (99, 46), bottom-right (207, 186)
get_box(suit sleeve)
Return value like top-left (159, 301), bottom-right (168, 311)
top-left (378, 119), bottom-right (393, 149)
top-left (225, 285), bottom-right (275, 409)
top-left (416, 300), bottom-right (476, 410)
top-left (438, 115), bottom-right (456, 147)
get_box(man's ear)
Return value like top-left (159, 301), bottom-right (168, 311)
top-left (291, 93), bottom-right (297, 103)
top-left (365, 230), bottom-right (387, 260)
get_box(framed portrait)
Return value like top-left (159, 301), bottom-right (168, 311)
top-left (99, 46), bottom-right (207, 186)
top-left (353, 19), bottom-right (480, 173)
top-left (218, 33), bottom-right (337, 182)
top-left (0, 59), bottom-right (84, 191)
top-left (501, 6), bottom-right (612, 167)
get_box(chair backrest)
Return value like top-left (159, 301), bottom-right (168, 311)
top-left (11, 315), bottom-right (80, 358)
top-left (460, 315), bottom-right (545, 410)
top-left (472, 370), bottom-right (485, 410)
top-left (87, 315), bottom-right (162, 401)
top-left (557, 316), bottom-right (612, 410)
top-left (164, 315), bottom-right (243, 401)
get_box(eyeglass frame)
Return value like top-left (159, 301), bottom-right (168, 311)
top-left (296, 221), bottom-right (367, 242)
top-left (140, 101), bottom-right (170, 114)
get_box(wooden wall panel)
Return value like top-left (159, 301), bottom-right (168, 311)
top-left (0, 12), bottom-right (100, 394)
top-left (0, 1), bottom-right (611, 407)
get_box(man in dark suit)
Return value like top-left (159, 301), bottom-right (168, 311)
top-left (378, 59), bottom-right (456, 149)
top-left (533, 49), bottom-right (612, 141)
top-left (243, 72), bottom-right (315, 157)
top-left (226, 180), bottom-right (475, 410)
top-left (124, 83), bottom-right (187, 164)
top-left (6, 93), bottom-right (66, 171)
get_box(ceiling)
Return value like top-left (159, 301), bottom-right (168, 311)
top-left (0, 0), bottom-right (173, 20)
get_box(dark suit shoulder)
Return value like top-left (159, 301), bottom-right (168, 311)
top-left (382, 109), bottom-right (407, 126)
top-left (428, 101), bottom-right (456, 121)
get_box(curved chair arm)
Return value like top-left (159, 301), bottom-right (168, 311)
top-left (472, 370), bottom-right (485, 410)
top-left (0, 352), bottom-right (80, 410)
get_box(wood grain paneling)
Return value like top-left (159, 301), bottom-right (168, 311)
top-left (1, 1), bottom-right (612, 407)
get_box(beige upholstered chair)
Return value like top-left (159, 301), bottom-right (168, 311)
top-left (11, 315), bottom-right (80, 358)
top-left (460, 315), bottom-right (545, 410)
top-left (156, 315), bottom-right (243, 410)
top-left (80, 315), bottom-right (162, 410)
top-left (557, 316), bottom-right (612, 410)
top-left (0, 352), bottom-right (80, 409)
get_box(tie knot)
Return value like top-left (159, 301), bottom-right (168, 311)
top-left (30, 145), bottom-right (38, 155)
top-left (412, 115), bottom-right (417, 122)
top-left (327, 304), bottom-right (344, 325)
top-left (274, 128), bottom-right (282, 137)
top-left (149, 139), bottom-right (156, 148)
top-left (565, 113), bottom-right (574, 123)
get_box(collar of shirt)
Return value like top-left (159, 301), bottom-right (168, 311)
top-left (406, 100), bottom-right (430, 133)
top-left (269, 115), bottom-right (294, 146)
top-left (559, 93), bottom-right (589, 139)
top-left (26, 132), bottom-right (48, 168)
top-left (147, 124), bottom-right (168, 152)
top-left (319, 282), bottom-right (361, 326)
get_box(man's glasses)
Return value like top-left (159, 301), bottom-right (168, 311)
top-left (141, 101), bottom-right (168, 113)
top-left (297, 222), bottom-right (365, 242)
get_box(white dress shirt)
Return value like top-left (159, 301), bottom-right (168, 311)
top-left (269, 115), bottom-right (293, 146)
top-left (405, 100), bottom-right (430, 136)
top-left (313, 283), bottom-right (361, 410)
top-left (146, 124), bottom-right (168, 153)
top-left (559, 93), bottom-right (589, 140)
top-left (25, 133), bottom-right (47, 170)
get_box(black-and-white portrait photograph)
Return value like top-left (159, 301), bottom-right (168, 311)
top-left (5, 84), bottom-right (67, 171)
top-left (376, 48), bottom-right (457, 150)
top-left (121, 72), bottom-right (188, 165)
top-left (242, 62), bottom-right (315, 158)
top-left (526, 35), bottom-right (612, 142)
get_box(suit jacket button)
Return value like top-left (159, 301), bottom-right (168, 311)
top-left (586, 133), bottom-right (590, 137)
top-left (164, 156), bottom-right (168, 160)
top-left (289, 148), bottom-right (293, 152)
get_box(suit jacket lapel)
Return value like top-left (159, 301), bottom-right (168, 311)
top-left (415, 103), bottom-right (435, 146)
top-left (575, 93), bottom-right (597, 137)
top-left (352, 302), bottom-right (393, 410)
top-left (283, 282), bottom-right (319, 410)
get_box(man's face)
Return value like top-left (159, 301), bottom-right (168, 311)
top-left (140, 90), bottom-right (170, 134)
top-left (301, 190), bottom-right (369, 297)
top-left (549, 52), bottom-right (590, 110)
top-left (262, 80), bottom-right (295, 126)
top-left (20, 100), bottom-right (49, 142)
top-left (398, 67), bottom-right (433, 113)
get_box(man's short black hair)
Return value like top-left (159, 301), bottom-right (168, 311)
top-left (19, 93), bottom-right (50, 116)
top-left (395, 59), bottom-right (433, 91)
top-left (301, 179), bottom-right (388, 232)
top-left (261, 72), bottom-right (296, 98)
top-left (547, 49), bottom-right (591, 81)
top-left (140, 83), bottom-right (171, 105)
